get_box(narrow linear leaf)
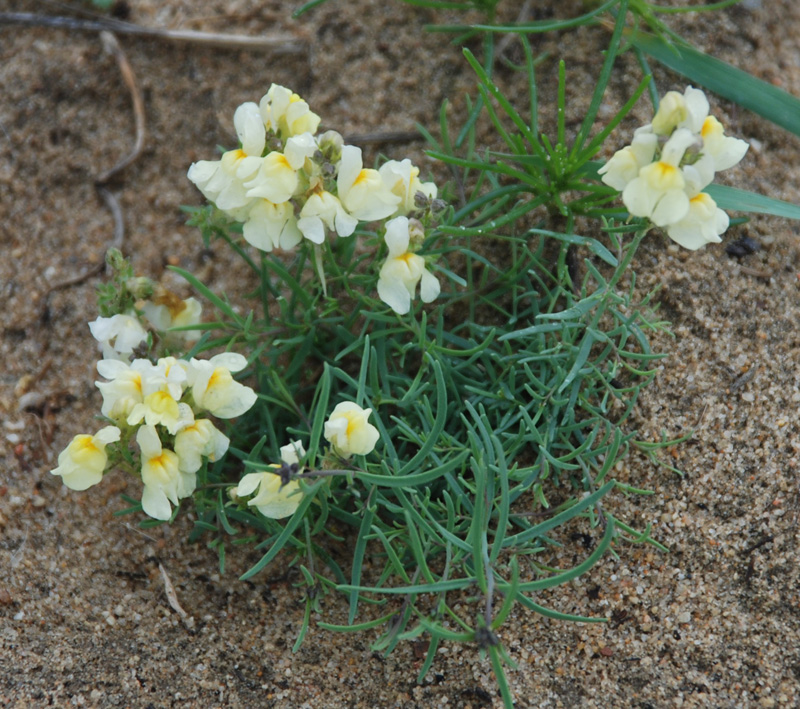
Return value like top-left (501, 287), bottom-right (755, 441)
top-left (632, 31), bottom-right (800, 137)
top-left (706, 184), bottom-right (800, 219)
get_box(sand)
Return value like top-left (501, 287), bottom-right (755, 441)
top-left (2, 0), bottom-right (800, 706)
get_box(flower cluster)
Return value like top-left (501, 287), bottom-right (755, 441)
top-left (229, 402), bottom-right (380, 520)
top-left (187, 84), bottom-right (441, 314)
top-left (600, 86), bottom-right (749, 250)
top-left (52, 352), bottom-right (257, 521)
top-left (90, 291), bottom-right (203, 362)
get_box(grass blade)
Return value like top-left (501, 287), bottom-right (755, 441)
top-left (706, 184), bottom-right (800, 219)
top-left (632, 31), bottom-right (800, 137)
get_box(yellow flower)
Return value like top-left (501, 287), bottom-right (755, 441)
top-left (233, 440), bottom-right (305, 519)
top-left (337, 145), bottom-right (401, 222)
top-left (324, 402), bottom-right (380, 459)
top-left (598, 128), bottom-right (657, 192)
top-left (621, 129), bottom-right (697, 227)
top-left (377, 217), bottom-right (440, 315)
top-left (138, 425), bottom-right (195, 521)
top-left (188, 353), bottom-right (257, 419)
top-left (259, 84), bottom-right (320, 139)
top-left (174, 419), bottom-right (230, 474)
top-left (666, 192), bottom-right (729, 250)
top-left (51, 426), bottom-right (120, 491)
top-left (379, 159), bottom-right (438, 216)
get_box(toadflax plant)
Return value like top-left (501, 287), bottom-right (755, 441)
top-left (49, 54), bottom-right (767, 706)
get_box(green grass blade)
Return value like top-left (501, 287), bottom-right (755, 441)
top-left (425, 0), bottom-right (619, 34)
top-left (571, 0), bottom-right (629, 158)
top-left (706, 184), bottom-right (800, 219)
top-left (169, 266), bottom-right (242, 325)
top-left (348, 491), bottom-right (376, 624)
top-left (239, 491), bottom-right (318, 581)
top-left (632, 31), bottom-right (800, 137)
top-left (318, 611), bottom-right (399, 633)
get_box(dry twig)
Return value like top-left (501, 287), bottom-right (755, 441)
top-left (0, 12), bottom-right (305, 54)
top-left (96, 31), bottom-right (145, 186)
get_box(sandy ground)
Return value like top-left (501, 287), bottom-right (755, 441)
top-left (2, 0), bottom-right (800, 706)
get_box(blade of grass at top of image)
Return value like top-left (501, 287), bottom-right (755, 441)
top-left (631, 31), bottom-right (800, 138)
top-left (424, 0), bottom-right (620, 34)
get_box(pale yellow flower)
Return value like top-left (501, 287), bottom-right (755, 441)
top-left (377, 216), bottom-right (440, 315)
top-left (188, 353), bottom-right (257, 419)
top-left (324, 402), bottom-right (380, 459)
top-left (598, 128), bottom-right (657, 192)
top-left (259, 84), bottom-right (320, 139)
top-left (244, 151), bottom-right (300, 204)
top-left (138, 425), bottom-right (195, 521)
top-left (233, 440), bottom-right (305, 519)
top-left (242, 199), bottom-right (303, 252)
top-left (337, 145), bottom-right (401, 222)
top-left (622, 129), bottom-right (697, 227)
top-left (174, 419), bottom-right (230, 474)
top-left (50, 426), bottom-right (121, 491)
top-left (700, 116), bottom-right (749, 171)
top-left (666, 192), bottom-right (729, 250)
top-left (379, 159), bottom-right (438, 216)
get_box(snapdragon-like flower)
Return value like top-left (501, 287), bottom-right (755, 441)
top-left (51, 426), bottom-right (120, 491)
top-left (597, 128), bottom-right (657, 192)
top-left (243, 151), bottom-right (299, 204)
top-left (297, 190), bottom-right (358, 243)
top-left (233, 440), bottom-right (305, 519)
top-left (377, 216), bottom-right (440, 315)
top-left (137, 425), bottom-right (195, 521)
top-left (126, 357), bottom-right (193, 434)
top-left (188, 86), bottom-right (442, 261)
top-left (622, 128), bottom-right (697, 227)
top-left (174, 419), bottom-right (230, 474)
top-left (260, 84), bottom-right (321, 139)
top-left (665, 192), bottom-right (729, 250)
top-left (89, 313), bottom-right (148, 361)
top-left (141, 295), bottom-right (203, 344)
top-left (242, 199), bottom-right (303, 252)
top-left (700, 115), bottom-right (750, 171)
top-left (337, 145), bottom-right (401, 222)
top-left (95, 358), bottom-right (150, 420)
top-left (187, 102), bottom-right (266, 212)
top-left (651, 86), bottom-right (709, 136)
top-left (379, 159), bottom-right (438, 216)
top-left (324, 402), bottom-right (380, 459)
top-left (188, 352), bottom-right (258, 419)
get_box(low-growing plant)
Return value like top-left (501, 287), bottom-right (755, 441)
top-left (50, 1), bottom-right (800, 705)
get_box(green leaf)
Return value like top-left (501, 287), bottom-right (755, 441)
top-left (632, 31), bottom-right (800, 138)
top-left (706, 184), bottom-right (800, 220)
top-left (318, 611), bottom-right (399, 633)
